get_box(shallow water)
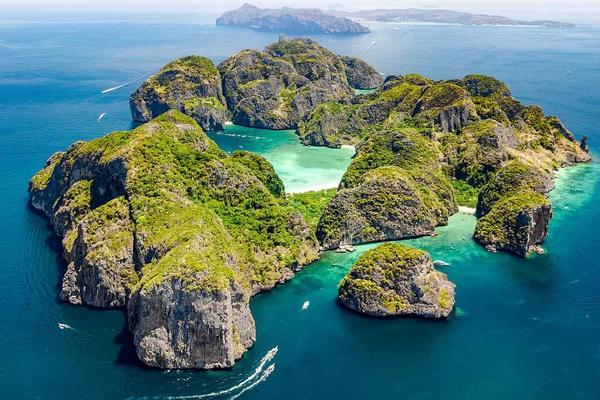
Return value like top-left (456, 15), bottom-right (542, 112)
top-left (1, 12), bottom-right (599, 399)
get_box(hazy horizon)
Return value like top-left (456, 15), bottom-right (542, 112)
top-left (1, 0), bottom-right (600, 24)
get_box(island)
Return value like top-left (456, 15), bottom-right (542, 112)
top-left (30, 38), bottom-right (590, 370)
top-left (216, 3), bottom-right (370, 34)
top-left (338, 243), bottom-right (455, 319)
top-left (30, 111), bottom-right (318, 369)
top-left (329, 8), bottom-right (574, 28)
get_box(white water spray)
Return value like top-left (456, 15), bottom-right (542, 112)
top-left (229, 364), bottom-right (275, 400)
top-left (101, 83), bottom-right (127, 94)
top-left (136, 346), bottom-right (278, 400)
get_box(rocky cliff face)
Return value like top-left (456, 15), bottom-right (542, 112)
top-left (474, 193), bottom-right (552, 257)
top-left (338, 243), bottom-right (455, 319)
top-left (476, 161), bottom-right (554, 217)
top-left (341, 56), bottom-right (383, 89)
top-left (130, 56), bottom-right (228, 131)
top-left (218, 38), bottom-right (378, 130)
top-left (127, 278), bottom-right (255, 369)
top-left (216, 4), bottom-right (370, 34)
top-left (29, 110), bottom-right (318, 369)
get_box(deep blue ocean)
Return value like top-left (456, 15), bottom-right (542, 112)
top-left (1, 12), bottom-right (599, 399)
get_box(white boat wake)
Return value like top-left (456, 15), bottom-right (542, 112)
top-left (58, 322), bottom-right (74, 330)
top-left (97, 112), bottom-right (106, 122)
top-left (229, 364), bottom-right (275, 400)
top-left (134, 346), bottom-right (278, 400)
top-left (101, 83), bottom-right (127, 94)
top-left (363, 40), bottom-right (376, 54)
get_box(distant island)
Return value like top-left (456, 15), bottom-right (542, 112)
top-left (216, 4), bottom-right (574, 33)
top-left (331, 8), bottom-right (575, 28)
top-left (216, 3), bottom-right (370, 34)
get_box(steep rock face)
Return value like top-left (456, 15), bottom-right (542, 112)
top-left (476, 161), bottom-right (554, 217)
top-left (317, 167), bottom-right (455, 249)
top-left (218, 38), bottom-right (360, 130)
top-left (341, 56), bottom-right (383, 89)
top-left (316, 127), bottom-right (457, 250)
top-left (216, 4), bottom-right (370, 34)
top-left (473, 161), bottom-right (555, 257)
top-left (130, 56), bottom-right (228, 131)
top-left (338, 243), bottom-right (455, 319)
top-left (60, 196), bottom-right (136, 308)
top-left (29, 110), bottom-right (318, 369)
top-left (127, 278), bottom-right (254, 369)
top-left (414, 82), bottom-right (477, 132)
top-left (474, 192), bottom-right (552, 257)
top-left (453, 119), bottom-right (518, 187)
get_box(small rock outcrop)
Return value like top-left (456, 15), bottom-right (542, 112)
top-left (473, 161), bottom-right (555, 257)
top-left (216, 4), bottom-right (370, 34)
top-left (338, 243), bottom-right (455, 319)
top-left (130, 56), bottom-right (228, 131)
top-left (474, 192), bottom-right (552, 257)
top-left (29, 110), bottom-right (318, 369)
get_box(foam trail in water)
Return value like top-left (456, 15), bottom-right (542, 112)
top-left (135, 347), bottom-right (278, 400)
top-left (229, 364), bottom-right (275, 400)
top-left (58, 323), bottom-right (74, 330)
top-left (363, 40), bottom-right (376, 54)
top-left (101, 83), bottom-right (127, 94)
top-left (97, 112), bottom-right (106, 122)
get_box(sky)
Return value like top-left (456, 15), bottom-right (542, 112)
top-left (1, 0), bottom-right (599, 24)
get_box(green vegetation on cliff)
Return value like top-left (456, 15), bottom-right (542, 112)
top-left (289, 189), bottom-right (337, 231)
top-left (30, 110), bottom-right (318, 295)
top-left (474, 192), bottom-right (551, 255)
top-left (130, 56), bottom-right (228, 130)
top-left (337, 243), bottom-right (455, 318)
top-left (307, 72), bottom-right (588, 255)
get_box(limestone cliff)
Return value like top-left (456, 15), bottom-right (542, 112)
top-left (316, 124), bottom-right (457, 250)
top-left (338, 243), bottom-right (455, 319)
top-left (29, 110), bottom-right (318, 369)
top-left (130, 56), bottom-right (228, 131)
top-left (218, 37), bottom-right (377, 129)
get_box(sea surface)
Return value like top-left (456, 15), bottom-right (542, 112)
top-left (1, 12), bottom-right (599, 399)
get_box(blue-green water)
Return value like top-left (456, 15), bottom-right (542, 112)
top-left (1, 13), bottom-right (599, 399)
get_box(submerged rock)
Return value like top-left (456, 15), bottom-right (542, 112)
top-left (130, 56), bottom-right (227, 131)
top-left (28, 110), bottom-right (318, 369)
top-left (338, 243), bottom-right (455, 319)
